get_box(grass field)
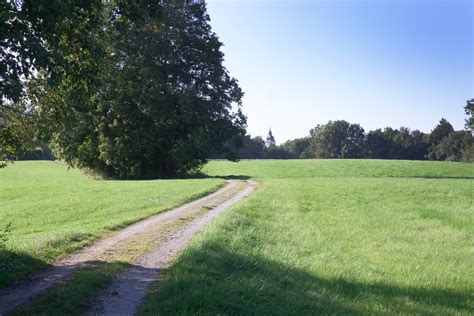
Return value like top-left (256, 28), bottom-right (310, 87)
top-left (140, 159), bottom-right (474, 315)
top-left (0, 161), bottom-right (223, 287)
top-left (203, 159), bottom-right (474, 179)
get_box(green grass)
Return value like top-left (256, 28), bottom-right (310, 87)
top-left (140, 160), bottom-right (474, 315)
top-left (0, 161), bottom-right (223, 287)
top-left (203, 159), bottom-right (474, 179)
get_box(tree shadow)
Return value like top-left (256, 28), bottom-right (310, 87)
top-left (144, 242), bottom-right (473, 315)
top-left (2, 244), bottom-right (472, 315)
top-left (0, 249), bottom-right (47, 289)
top-left (394, 176), bottom-right (474, 180)
top-left (2, 259), bottom-right (126, 315)
top-left (181, 172), bottom-right (251, 180)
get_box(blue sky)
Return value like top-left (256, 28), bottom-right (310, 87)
top-left (206, 0), bottom-right (473, 143)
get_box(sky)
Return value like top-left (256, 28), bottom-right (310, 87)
top-left (206, 0), bottom-right (473, 143)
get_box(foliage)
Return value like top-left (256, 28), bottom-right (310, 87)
top-left (366, 127), bottom-right (429, 160)
top-left (239, 136), bottom-right (266, 159)
top-left (429, 131), bottom-right (473, 161)
top-left (429, 118), bottom-right (454, 145)
top-left (262, 145), bottom-right (295, 159)
top-left (0, 102), bottom-right (36, 167)
top-left (465, 98), bottom-right (474, 131)
top-left (280, 137), bottom-right (312, 158)
top-left (0, 0), bottom-right (105, 165)
top-left (3, 1), bottom-right (246, 178)
top-left (231, 117), bottom-right (472, 162)
top-left (0, 222), bottom-right (12, 250)
top-left (18, 141), bottom-right (55, 161)
top-left (310, 120), bottom-right (365, 158)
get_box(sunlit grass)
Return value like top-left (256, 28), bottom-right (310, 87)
top-left (141, 160), bottom-right (474, 315)
top-left (0, 161), bottom-right (223, 287)
top-left (204, 159), bottom-right (474, 179)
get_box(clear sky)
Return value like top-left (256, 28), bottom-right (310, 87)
top-left (206, 0), bottom-right (473, 143)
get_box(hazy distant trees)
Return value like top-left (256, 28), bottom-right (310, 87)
top-left (429, 118), bottom-right (454, 144)
top-left (239, 136), bottom-right (265, 159)
top-left (309, 120), bottom-right (365, 158)
top-left (365, 127), bottom-right (429, 160)
top-left (227, 116), bottom-right (473, 162)
top-left (280, 137), bottom-right (312, 158)
top-left (428, 131), bottom-right (473, 161)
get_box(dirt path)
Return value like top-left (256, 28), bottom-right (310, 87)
top-left (0, 180), bottom-right (256, 315)
top-left (88, 181), bottom-right (255, 316)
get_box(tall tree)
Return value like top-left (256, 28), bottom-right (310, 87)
top-left (427, 118), bottom-right (455, 160)
top-left (430, 118), bottom-right (454, 145)
top-left (33, 0), bottom-right (246, 178)
top-left (465, 98), bottom-right (474, 131)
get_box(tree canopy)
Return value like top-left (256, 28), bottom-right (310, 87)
top-left (2, 0), bottom-right (246, 177)
top-left (465, 98), bottom-right (474, 131)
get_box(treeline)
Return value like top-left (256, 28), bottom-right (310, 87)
top-left (229, 117), bottom-right (474, 162)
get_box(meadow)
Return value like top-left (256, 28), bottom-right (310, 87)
top-left (1, 159), bottom-right (473, 315)
top-left (140, 159), bottom-right (474, 315)
top-left (0, 161), bottom-right (223, 287)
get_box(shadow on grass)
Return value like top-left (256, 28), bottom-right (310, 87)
top-left (406, 176), bottom-right (474, 180)
top-left (184, 173), bottom-right (473, 181)
top-left (182, 173), bottom-right (251, 180)
top-left (0, 255), bottom-right (124, 315)
top-left (141, 242), bottom-right (473, 315)
top-left (0, 249), bottom-right (46, 289)
top-left (1, 244), bottom-right (471, 315)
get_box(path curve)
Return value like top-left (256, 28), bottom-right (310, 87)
top-left (88, 180), bottom-right (255, 316)
top-left (0, 180), bottom-right (256, 315)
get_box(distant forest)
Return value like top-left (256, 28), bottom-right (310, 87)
top-left (18, 118), bottom-right (474, 163)
top-left (19, 102), bottom-right (474, 163)
top-left (216, 105), bottom-right (474, 162)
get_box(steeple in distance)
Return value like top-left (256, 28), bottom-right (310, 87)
top-left (265, 128), bottom-right (276, 147)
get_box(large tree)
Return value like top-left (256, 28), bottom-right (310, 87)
top-left (1, 0), bottom-right (104, 166)
top-left (427, 118), bottom-right (455, 160)
top-left (7, 0), bottom-right (246, 178)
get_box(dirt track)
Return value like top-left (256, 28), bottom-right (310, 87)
top-left (0, 179), bottom-right (256, 315)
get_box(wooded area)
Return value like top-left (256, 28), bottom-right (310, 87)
top-left (226, 107), bottom-right (474, 162)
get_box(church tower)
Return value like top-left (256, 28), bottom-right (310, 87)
top-left (265, 128), bottom-right (276, 147)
